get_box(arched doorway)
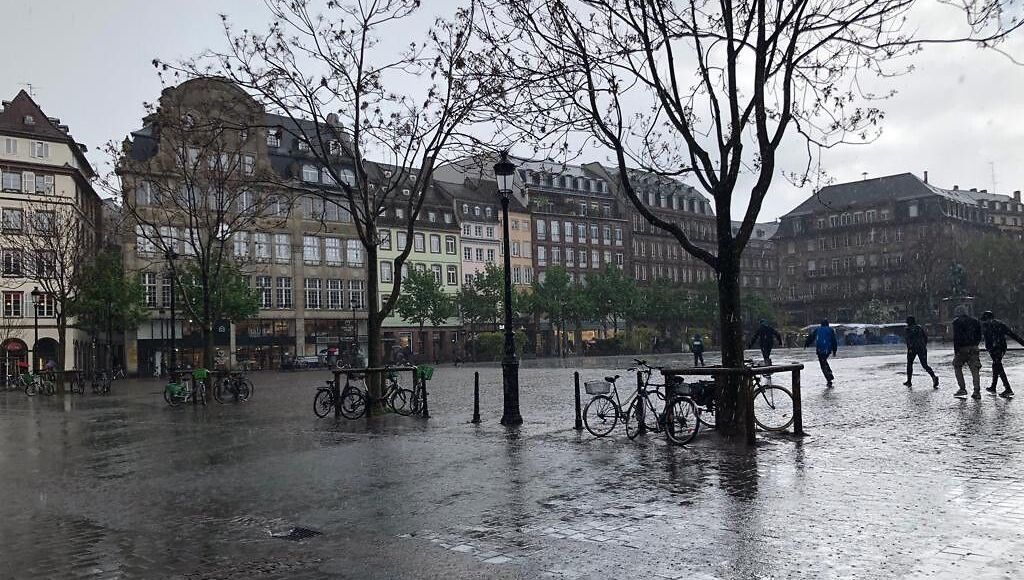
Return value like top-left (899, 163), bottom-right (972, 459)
top-left (1, 338), bottom-right (28, 386)
top-left (34, 337), bottom-right (58, 371)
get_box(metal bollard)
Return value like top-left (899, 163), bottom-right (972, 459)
top-left (743, 374), bottom-right (756, 445)
top-left (472, 371), bottom-right (481, 423)
top-left (332, 369), bottom-right (342, 420)
top-left (573, 371), bottom-right (583, 431)
top-left (636, 371), bottom-right (646, 435)
top-left (792, 368), bottom-right (805, 436)
top-left (419, 375), bottom-right (430, 419)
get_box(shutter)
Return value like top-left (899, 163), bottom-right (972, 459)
top-left (22, 172), bottom-right (34, 193)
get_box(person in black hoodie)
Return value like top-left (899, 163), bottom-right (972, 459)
top-left (903, 316), bottom-right (938, 388)
top-left (747, 320), bottom-right (783, 365)
top-left (951, 306), bottom-right (983, 400)
top-left (980, 310), bottom-right (1023, 398)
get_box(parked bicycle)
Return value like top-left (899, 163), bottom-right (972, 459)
top-left (313, 378), bottom-right (366, 419)
top-left (68, 372), bottom-right (86, 394)
top-left (164, 370), bottom-right (208, 407)
top-left (22, 372), bottom-right (56, 397)
top-left (582, 359), bottom-right (667, 439)
top-left (214, 371), bottom-right (253, 404)
top-left (92, 371), bottom-right (112, 395)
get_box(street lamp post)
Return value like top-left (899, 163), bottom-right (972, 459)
top-left (158, 308), bottom-right (166, 377)
top-left (30, 286), bottom-right (42, 372)
top-left (350, 297), bottom-right (359, 366)
top-left (165, 250), bottom-right (178, 373)
top-left (494, 151), bottom-right (523, 426)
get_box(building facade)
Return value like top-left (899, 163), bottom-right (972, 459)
top-left (0, 90), bottom-right (103, 378)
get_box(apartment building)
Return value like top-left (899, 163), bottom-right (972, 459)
top-left (964, 187), bottom-right (1024, 237)
top-left (0, 90), bottom-right (103, 377)
top-left (120, 77), bottom-right (367, 373)
top-left (730, 221), bottom-right (779, 298)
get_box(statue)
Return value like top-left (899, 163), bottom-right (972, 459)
top-left (949, 263), bottom-right (967, 298)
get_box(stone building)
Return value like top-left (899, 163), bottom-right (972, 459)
top-left (730, 221), bottom-right (780, 299)
top-left (0, 90), bottom-right (104, 377)
top-left (774, 173), bottom-right (996, 325)
top-left (119, 78), bottom-right (367, 373)
top-left (963, 187), bottom-right (1024, 237)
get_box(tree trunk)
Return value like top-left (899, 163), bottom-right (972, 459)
top-left (365, 244), bottom-right (384, 409)
top-left (715, 250), bottom-right (748, 438)
top-left (202, 326), bottom-right (215, 370)
top-left (56, 316), bottom-right (67, 394)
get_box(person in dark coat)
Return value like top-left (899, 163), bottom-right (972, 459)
top-left (804, 320), bottom-right (838, 387)
top-left (981, 310), bottom-right (1023, 398)
top-left (903, 316), bottom-right (938, 388)
top-left (747, 320), bottom-right (782, 365)
top-left (951, 306), bottom-right (983, 399)
top-left (690, 334), bottom-right (705, 367)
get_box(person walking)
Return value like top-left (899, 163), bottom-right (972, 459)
top-left (747, 320), bottom-right (782, 365)
top-left (804, 320), bottom-right (838, 387)
top-left (951, 306), bottom-right (983, 400)
top-left (980, 310), bottom-right (1023, 398)
top-left (690, 334), bottom-right (705, 367)
top-left (903, 316), bottom-right (938, 388)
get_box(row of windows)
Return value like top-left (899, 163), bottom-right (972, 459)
top-left (521, 170), bottom-right (608, 193)
top-left (3, 138), bottom-right (50, 159)
top-left (634, 263), bottom-right (711, 284)
top-left (2, 249), bottom-right (56, 278)
top-left (1, 291), bottom-right (56, 318)
top-left (2, 207), bottom-right (54, 234)
top-left (1, 170), bottom-right (55, 194)
top-left (641, 191), bottom-right (710, 215)
top-left (177, 147), bottom-right (256, 176)
top-left (789, 277), bottom-right (897, 299)
top-left (140, 273), bottom-right (366, 311)
top-left (462, 223), bottom-right (496, 239)
top-left (463, 246), bottom-right (496, 263)
top-left (536, 247), bottom-right (623, 269)
top-left (535, 220), bottom-right (623, 245)
top-left (379, 231), bottom-right (457, 255)
top-left (786, 228), bottom-right (905, 254)
top-left (793, 253), bottom-right (905, 275)
top-left (381, 262), bottom-right (460, 286)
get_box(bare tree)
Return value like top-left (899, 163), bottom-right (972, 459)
top-left (478, 0), bottom-right (1020, 435)
top-left (112, 81), bottom-right (274, 367)
top-left (158, 0), bottom-right (503, 386)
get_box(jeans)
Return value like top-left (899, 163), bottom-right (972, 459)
top-left (990, 349), bottom-right (1010, 389)
top-left (693, 352), bottom-right (704, 366)
top-left (907, 349), bottom-right (936, 381)
top-left (760, 347), bottom-right (773, 366)
top-left (953, 346), bottom-right (981, 391)
top-left (817, 353), bottom-right (834, 382)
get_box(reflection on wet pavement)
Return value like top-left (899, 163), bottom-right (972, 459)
top-left (1, 346), bottom-right (1023, 578)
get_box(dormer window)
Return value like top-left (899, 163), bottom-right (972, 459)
top-left (462, 203), bottom-right (469, 214)
top-left (385, 170), bottom-right (393, 179)
top-left (328, 140), bottom-right (341, 155)
top-left (474, 206), bottom-right (481, 216)
top-left (267, 130), bottom-right (281, 147)
top-left (297, 140), bottom-right (310, 152)
top-left (485, 207), bottom-right (493, 218)
top-left (23, 115), bottom-right (34, 125)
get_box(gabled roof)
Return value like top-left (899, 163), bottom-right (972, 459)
top-left (784, 173), bottom-right (979, 217)
top-left (0, 90), bottom-right (95, 177)
top-left (732, 221), bottom-right (779, 240)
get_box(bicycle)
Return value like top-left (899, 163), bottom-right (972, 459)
top-left (582, 359), bottom-right (667, 439)
top-left (22, 372), bottom-right (56, 397)
top-left (68, 372), bottom-right (86, 394)
top-left (313, 377), bottom-right (366, 419)
top-left (164, 370), bottom-right (208, 407)
top-left (91, 371), bottom-right (112, 395)
top-left (745, 361), bottom-right (795, 432)
top-left (213, 371), bottom-right (253, 404)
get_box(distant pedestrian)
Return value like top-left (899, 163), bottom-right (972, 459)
top-left (903, 316), bottom-right (938, 388)
top-left (804, 319), bottom-right (838, 388)
top-left (747, 320), bottom-right (782, 365)
top-left (980, 310), bottom-right (1023, 398)
top-left (951, 306), bottom-right (983, 400)
top-left (690, 334), bottom-right (705, 367)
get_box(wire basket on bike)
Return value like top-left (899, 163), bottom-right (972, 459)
top-left (584, 380), bottom-right (611, 395)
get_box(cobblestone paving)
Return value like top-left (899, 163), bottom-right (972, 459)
top-left (1, 345), bottom-right (1023, 578)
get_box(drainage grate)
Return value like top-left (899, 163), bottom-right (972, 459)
top-left (271, 526), bottom-right (323, 541)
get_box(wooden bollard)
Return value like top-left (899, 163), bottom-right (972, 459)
top-left (573, 371), bottom-right (583, 431)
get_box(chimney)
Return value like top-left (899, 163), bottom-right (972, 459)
top-left (1015, 190), bottom-right (1021, 203)
top-left (923, 171), bottom-right (928, 184)
top-left (953, 185), bottom-right (959, 190)
top-left (981, 189), bottom-right (988, 193)
top-left (970, 188), bottom-right (977, 192)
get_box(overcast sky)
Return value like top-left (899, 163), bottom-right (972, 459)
top-left (3, 0), bottom-right (1023, 221)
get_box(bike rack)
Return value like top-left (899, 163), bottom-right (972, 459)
top-left (660, 363), bottom-right (806, 444)
top-left (330, 366), bottom-right (427, 420)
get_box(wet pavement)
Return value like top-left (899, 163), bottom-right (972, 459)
top-left (2, 345), bottom-right (1024, 579)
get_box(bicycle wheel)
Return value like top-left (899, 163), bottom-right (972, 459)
top-left (198, 383), bottom-right (207, 406)
top-left (339, 387), bottom-right (366, 419)
top-left (213, 379), bottom-right (230, 404)
top-left (583, 395), bottom-right (619, 438)
top-left (164, 386), bottom-right (183, 407)
top-left (753, 385), bottom-right (794, 432)
top-left (664, 397), bottom-right (700, 445)
top-left (698, 399), bottom-right (717, 429)
top-left (238, 379), bottom-right (253, 402)
top-left (24, 381), bottom-right (37, 396)
top-left (391, 388), bottom-right (415, 416)
top-left (644, 390), bottom-right (665, 432)
top-left (45, 381), bottom-right (56, 396)
top-left (313, 389), bottom-right (334, 418)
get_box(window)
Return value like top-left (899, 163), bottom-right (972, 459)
top-left (486, 226), bottom-right (495, 238)
top-left (591, 249), bottom-right (600, 267)
top-left (232, 231), bottom-right (249, 258)
top-left (2, 208), bottom-right (23, 232)
top-left (2, 171), bottom-right (22, 191)
top-left (348, 280), bottom-right (365, 310)
top-left (429, 234), bottom-right (441, 254)
top-left (141, 273), bottom-right (158, 308)
top-left (474, 225), bottom-right (484, 237)
top-left (3, 138), bottom-right (16, 155)
top-left (305, 278), bottom-right (322, 309)
top-left (463, 247), bottom-right (473, 261)
top-left (303, 196), bottom-right (325, 220)
top-left (615, 253), bottom-right (623, 266)
top-left (3, 291), bottom-right (22, 318)
top-left (413, 233), bottom-right (425, 252)
top-left (446, 265), bottom-right (458, 285)
top-left (537, 246), bottom-right (547, 265)
top-left (297, 140), bottom-right (310, 152)
top-left (276, 277), bottom-right (293, 308)
top-left (255, 276), bottom-right (272, 308)
top-left (908, 203), bottom-right (919, 218)
top-left (485, 207), bottom-right (493, 218)
top-left (347, 240), bottom-right (364, 266)
top-left (302, 165), bottom-right (319, 182)
top-left (577, 223), bottom-right (586, 240)
top-left (614, 227), bottom-right (623, 245)
top-left (602, 225), bottom-right (611, 244)
top-left (320, 237), bottom-right (341, 266)
top-left (578, 249), bottom-right (588, 268)
top-left (536, 220), bottom-right (546, 240)
top-left (326, 279), bottom-right (343, 309)
top-left (590, 223), bottom-right (599, 240)
top-left (242, 154), bottom-right (255, 175)
top-left (381, 261), bottom-right (394, 283)
top-left (475, 248), bottom-right (484, 261)
top-left (431, 264), bottom-right (442, 283)
top-left (161, 273), bottom-right (172, 308)
top-left (31, 141), bottom-right (49, 159)
top-left (254, 233), bottom-right (271, 261)
top-left (552, 246), bottom-right (561, 265)
top-left (551, 223), bottom-right (560, 241)
top-left (603, 251), bottom-right (612, 265)
top-left (444, 213), bottom-right (453, 224)
top-left (474, 206), bottom-right (481, 216)
top-left (397, 232), bottom-right (408, 251)
top-left (486, 249), bottom-right (495, 262)
top-left (303, 235), bottom-right (321, 264)
top-left (274, 233), bottom-right (291, 263)
top-left (445, 235), bottom-right (456, 254)
top-left (512, 241), bottom-right (521, 257)
top-left (267, 131), bottom-right (281, 147)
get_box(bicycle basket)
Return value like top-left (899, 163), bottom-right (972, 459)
top-left (191, 368), bottom-right (210, 380)
top-left (415, 366), bottom-right (434, 381)
top-left (584, 380), bottom-right (611, 395)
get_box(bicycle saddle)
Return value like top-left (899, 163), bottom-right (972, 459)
top-left (604, 374), bottom-right (620, 383)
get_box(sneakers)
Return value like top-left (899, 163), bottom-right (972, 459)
top-left (903, 380), bottom-right (912, 387)
top-left (826, 381), bottom-right (834, 389)
top-left (953, 388), bottom-right (968, 399)
top-left (932, 375), bottom-right (939, 389)
top-left (1000, 389), bottom-right (1014, 399)
top-left (971, 390), bottom-right (982, 400)
top-left (986, 386), bottom-right (998, 394)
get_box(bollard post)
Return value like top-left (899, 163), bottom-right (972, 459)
top-left (636, 371), bottom-right (646, 435)
top-left (573, 371), bottom-right (583, 431)
top-left (332, 369), bottom-right (342, 420)
top-left (792, 367), bottom-right (805, 436)
top-left (472, 371), bottom-right (481, 423)
top-left (743, 373), bottom-right (756, 445)
top-left (419, 374), bottom-right (430, 419)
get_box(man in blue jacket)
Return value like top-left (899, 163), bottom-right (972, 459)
top-left (804, 319), bottom-right (838, 388)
